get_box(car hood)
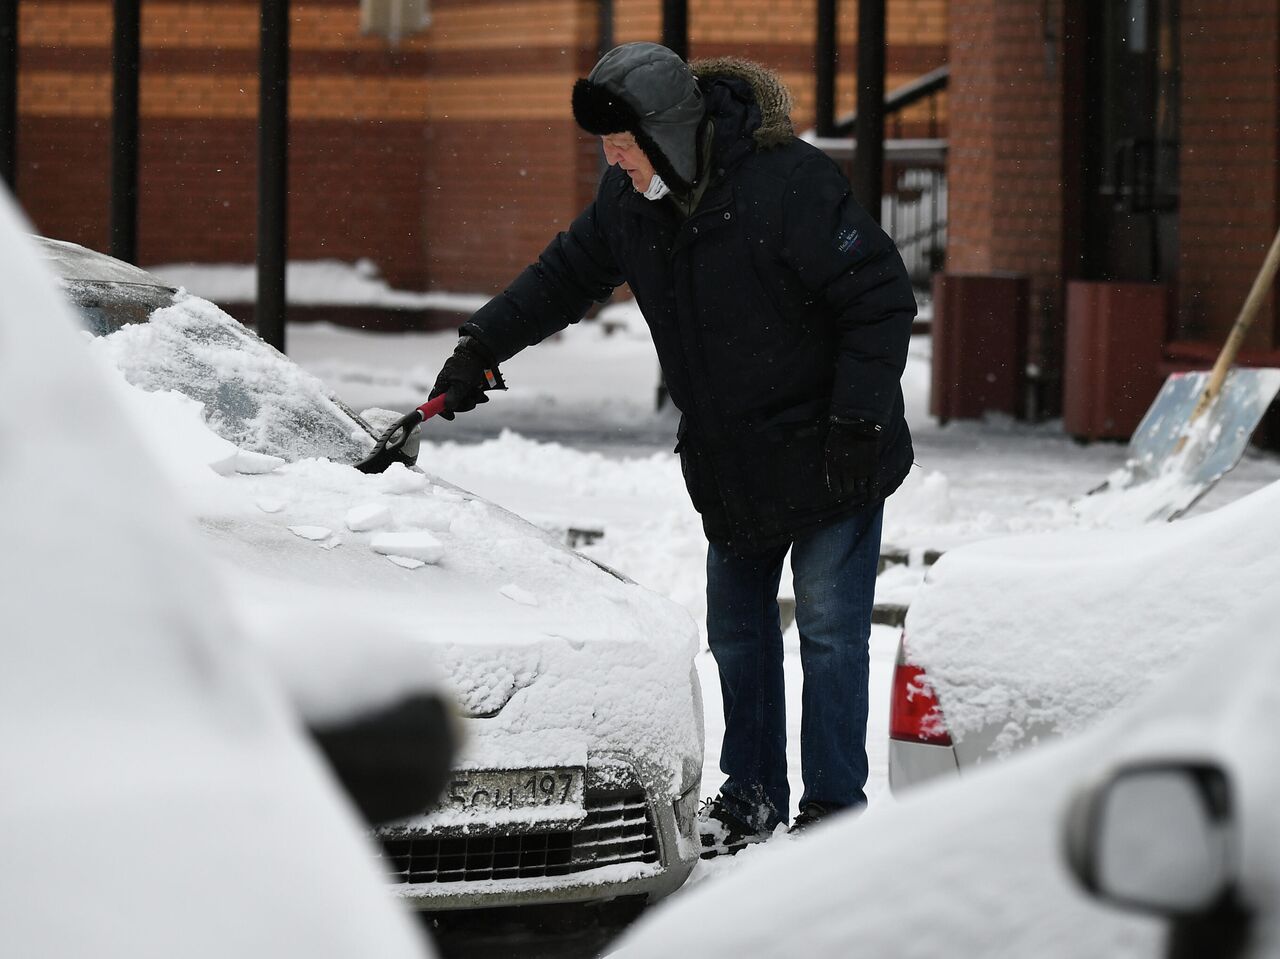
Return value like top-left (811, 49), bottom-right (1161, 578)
top-left (903, 476), bottom-right (1280, 751)
top-left (200, 457), bottom-right (702, 796)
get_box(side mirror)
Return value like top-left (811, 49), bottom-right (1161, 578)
top-left (1063, 761), bottom-right (1236, 916)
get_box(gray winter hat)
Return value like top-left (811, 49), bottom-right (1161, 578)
top-left (572, 42), bottom-right (706, 192)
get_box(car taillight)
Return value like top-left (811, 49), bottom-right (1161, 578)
top-left (889, 661), bottom-right (952, 746)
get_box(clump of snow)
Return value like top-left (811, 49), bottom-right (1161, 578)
top-left (223, 448), bottom-right (286, 475)
top-left (289, 524), bottom-right (334, 542)
top-left (347, 502), bottom-right (392, 531)
top-left (371, 530), bottom-right (445, 563)
top-left (380, 462), bottom-right (430, 494)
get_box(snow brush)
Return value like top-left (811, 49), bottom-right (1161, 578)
top-left (354, 366), bottom-right (505, 475)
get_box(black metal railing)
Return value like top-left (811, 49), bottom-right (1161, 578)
top-left (808, 65), bottom-right (949, 288)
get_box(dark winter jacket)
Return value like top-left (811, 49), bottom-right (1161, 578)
top-left (463, 59), bottom-right (917, 553)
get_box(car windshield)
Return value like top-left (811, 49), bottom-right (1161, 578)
top-left (37, 237), bottom-right (378, 465)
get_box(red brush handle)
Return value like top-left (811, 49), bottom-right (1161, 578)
top-left (416, 394), bottom-right (449, 420)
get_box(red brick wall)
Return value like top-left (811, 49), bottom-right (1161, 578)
top-left (13, 0), bottom-right (948, 298)
top-left (1177, 0), bottom-right (1280, 348)
top-left (14, 0), bottom-right (436, 288)
top-left (424, 119), bottom-right (583, 292)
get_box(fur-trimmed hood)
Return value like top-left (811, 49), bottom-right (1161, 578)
top-left (691, 57), bottom-right (795, 150)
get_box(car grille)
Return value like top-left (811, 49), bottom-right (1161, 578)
top-left (380, 788), bottom-right (659, 885)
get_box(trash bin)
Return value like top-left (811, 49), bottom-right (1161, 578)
top-left (1063, 281), bottom-right (1168, 441)
top-left (930, 272), bottom-right (1029, 423)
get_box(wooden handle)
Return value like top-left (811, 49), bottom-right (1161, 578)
top-left (1189, 223), bottom-right (1280, 423)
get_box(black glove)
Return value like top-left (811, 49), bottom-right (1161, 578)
top-left (824, 417), bottom-right (883, 503)
top-left (429, 336), bottom-right (499, 421)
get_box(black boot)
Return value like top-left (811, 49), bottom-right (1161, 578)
top-left (788, 801), bottom-right (835, 834)
top-left (698, 796), bottom-right (774, 859)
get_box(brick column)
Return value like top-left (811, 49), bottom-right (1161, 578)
top-left (1178, 0), bottom-right (1280, 349)
top-left (947, 0), bottom-right (1069, 412)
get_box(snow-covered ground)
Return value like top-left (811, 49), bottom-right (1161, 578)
top-left (155, 262), bottom-right (1280, 888)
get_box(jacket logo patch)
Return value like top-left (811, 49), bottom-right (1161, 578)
top-left (835, 226), bottom-right (862, 255)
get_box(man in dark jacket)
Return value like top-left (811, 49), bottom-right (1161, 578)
top-left (430, 43), bottom-right (916, 855)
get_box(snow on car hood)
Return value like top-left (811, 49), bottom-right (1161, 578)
top-left (903, 477), bottom-right (1280, 749)
top-left (88, 329), bottom-right (702, 798)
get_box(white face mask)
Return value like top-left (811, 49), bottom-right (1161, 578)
top-left (643, 173), bottom-right (671, 201)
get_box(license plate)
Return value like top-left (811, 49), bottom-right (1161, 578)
top-left (445, 769), bottom-right (584, 814)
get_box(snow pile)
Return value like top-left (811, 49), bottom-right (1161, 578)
top-left (0, 195), bottom-right (430, 957)
top-left (904, 476), bottom-right (1280, 747)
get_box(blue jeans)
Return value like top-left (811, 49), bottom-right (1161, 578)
top-left (706, 506), bottom-right (883, 830)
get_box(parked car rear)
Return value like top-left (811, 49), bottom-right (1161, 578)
top-left (889, 478), bottom-right (1280, 793)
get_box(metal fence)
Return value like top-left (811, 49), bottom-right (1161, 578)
top-left (809, 65), bottom-right (950, 290)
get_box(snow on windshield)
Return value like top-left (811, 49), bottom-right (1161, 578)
top-left (97, 292), bottom-right (375, 464)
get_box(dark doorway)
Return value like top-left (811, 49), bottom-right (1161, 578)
top-left (1083, 0), bottom-right (1180, 283)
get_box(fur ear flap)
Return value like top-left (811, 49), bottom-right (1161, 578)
top-left (631, 127), bottom-right (692, 194)
top-left (572, 79), bottom-right (640, 135)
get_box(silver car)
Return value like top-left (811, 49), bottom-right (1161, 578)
top-left (44, 236), bottom-right (704, 915)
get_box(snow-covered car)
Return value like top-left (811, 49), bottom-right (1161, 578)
top-left (42, 236), bottom-right (705, 913)
top-left (608, 574), bottom-right (1280, 959)
top-left (887, 478), bottom-right (1280, 792)
top-left (1, 196), bottom-right (434, 957)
